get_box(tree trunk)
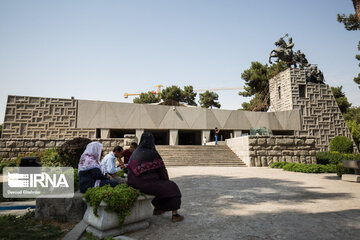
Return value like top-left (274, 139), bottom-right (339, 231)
top-left (353, 0), bottom-right (360, 22)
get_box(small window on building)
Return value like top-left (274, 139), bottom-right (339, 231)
top-left (278, 86), bottom-right (281, 99)
top-left (299, 85), bottom-right (306, 98)
top-left (96, 129), bottom-right (101, 138)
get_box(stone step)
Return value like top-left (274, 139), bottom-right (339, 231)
top-left (164, 163), bottom-right (246, 166)
top-left (155, 145), bottom-right (247, 167)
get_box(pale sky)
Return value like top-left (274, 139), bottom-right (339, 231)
top-left (0, 0), bottom-right (359, 124)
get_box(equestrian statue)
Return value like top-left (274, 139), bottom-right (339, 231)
top-left (269, 34), bottom-right (324, 83)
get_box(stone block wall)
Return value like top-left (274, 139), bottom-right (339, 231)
top-left (1, 95), bottom-right (95, 139)
top-left (0, 135), bottom-right (137, 159)
top-left (269, 68), bottom-right (357, 152)
top-left (226, 136), bottom-right (318, 167)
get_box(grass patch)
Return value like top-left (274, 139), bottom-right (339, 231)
top-left (0, 210), bottom-right (64, 240)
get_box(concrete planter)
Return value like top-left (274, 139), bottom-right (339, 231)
top-left (83, 195), bottom-right (154, 239)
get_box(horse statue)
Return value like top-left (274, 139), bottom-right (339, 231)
top-left (269, 34), bottom-right (296, 67)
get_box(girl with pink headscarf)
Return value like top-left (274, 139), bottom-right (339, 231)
top-left (78, 142), bottom-right (118, 193)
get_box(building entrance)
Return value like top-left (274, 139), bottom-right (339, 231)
top-left (146, 130), bottom-right (169, 145)
top-left (178, 130), bottom-right (201, 145)
top-left (109, 129), bottom-right (135, 138)
top-left (209, 129), bottom-right (233, 142)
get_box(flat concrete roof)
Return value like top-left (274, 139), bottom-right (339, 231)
top-left (77, 100), bottom-right (302, 131)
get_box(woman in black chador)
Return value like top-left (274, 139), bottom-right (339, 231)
top-left (127, 132), bottom-right (184, 222)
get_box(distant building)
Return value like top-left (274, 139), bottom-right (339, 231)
top-left (1, 95), bottom-right (300, 145)
top-left (1, 68), bottom-right (356, 152)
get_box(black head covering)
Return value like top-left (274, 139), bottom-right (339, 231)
top-left (128, 132), bottom-right (164, 176)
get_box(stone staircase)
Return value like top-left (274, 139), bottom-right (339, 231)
top-left (156, 145), bottom-right (247, 167)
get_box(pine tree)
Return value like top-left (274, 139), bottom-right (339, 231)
top-left (331, 86), bottom-right (352, 113)
top-left (199, 91), bottom-right (221, 109)
top-left (239, 61), bottom-right (287, 111)
top-left (133, 91), bottom-right (159, 104)
top-left (337, 1), bottom-right (360, 88)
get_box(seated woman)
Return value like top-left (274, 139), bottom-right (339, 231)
top-left (127, 132), bottom-right (184, 223)
top-left (78, 142), bottom-right (118, 193)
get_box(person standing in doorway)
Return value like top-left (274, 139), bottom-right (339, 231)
top-left (203, 136), bottom-right (207, 146)
top-left (215, 127), bottom-right (220, 145)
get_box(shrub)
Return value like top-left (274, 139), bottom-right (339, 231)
top-left (74, 168), bottom-right (79, 192)
top-left (16, 148), bottom-right (62, 167)
top-left (0, 158), bottom-right (19, 172)
top-left (336, 162), bottom-right (354, 177)
top-left (283, 163), bottom-right (337, 173)
top-left (270, 161), bottom-right (290, 168)
top-left (0, 209), bottom-right (62, 239)
top-left (115, 169), bottom-right (125, 178)
top-left (316, 151), bottom-right (360, 165)
top-left (83, 184), bottom-right (140, 228)
top-left (57, 138), bottom-right (92, 168)
top-left (329, 136), bottom-right (353, 153)
top-left (270, 162), bottom-right (337, 173)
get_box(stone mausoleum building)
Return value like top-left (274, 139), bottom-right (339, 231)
top-left (0, 68), bottom-right (357, 165)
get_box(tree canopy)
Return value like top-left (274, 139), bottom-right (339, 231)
top-left (337, 2), bottom-right (360, 88)
top-left (133, 85), bottom-right (198, 106)
top-left (344, 106), bottom-right (360, 124)
top-left (344, 106), bottom-right (360, 149)
top-left (133, 91), bottom-right (159, 104)
top-left (239, 61), bottom-right (287, 111)
top-left (330, 86), bottom-right (352, 113)
top-left (161, 85), bottom-right (183, 104)
top-left (199, 91), bottom-right (221, 109)
top-left (181, 85), bottom-right (197, 106)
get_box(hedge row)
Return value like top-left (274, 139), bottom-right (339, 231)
top-left (270, 162), bottom-right (337, 173)
top-left (316, 151), bottom-right (360, 165)
top-left (270, 161), bottom-right (354, 177)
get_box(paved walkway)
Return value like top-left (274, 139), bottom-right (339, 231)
top-left (126, 167), bottom-right (360, 240)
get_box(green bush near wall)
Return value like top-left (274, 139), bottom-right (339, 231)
top-left (0, 158), bottom-right (19, 172)
top-left (316, 151), bottom-right (360, 165)
top-left (269, 161), bottom-right (289, 169)
top-left (329, 136), bottom-right (354, 153)
top-left (57, 138), bottom-right (92, 168)
top-left (282, 163), bottom-right (337, 173)
top-left (335, 162), bottom-right (354, 177)
top-left (16, 148), bottom-right (63, 167)
top-left (270, 162), bottom-right (337, 173)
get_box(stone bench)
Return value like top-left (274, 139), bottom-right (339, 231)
top-left (341, 160), bottom-right (360, 183)
top-left (83, 195), bottom-right (155, 239)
